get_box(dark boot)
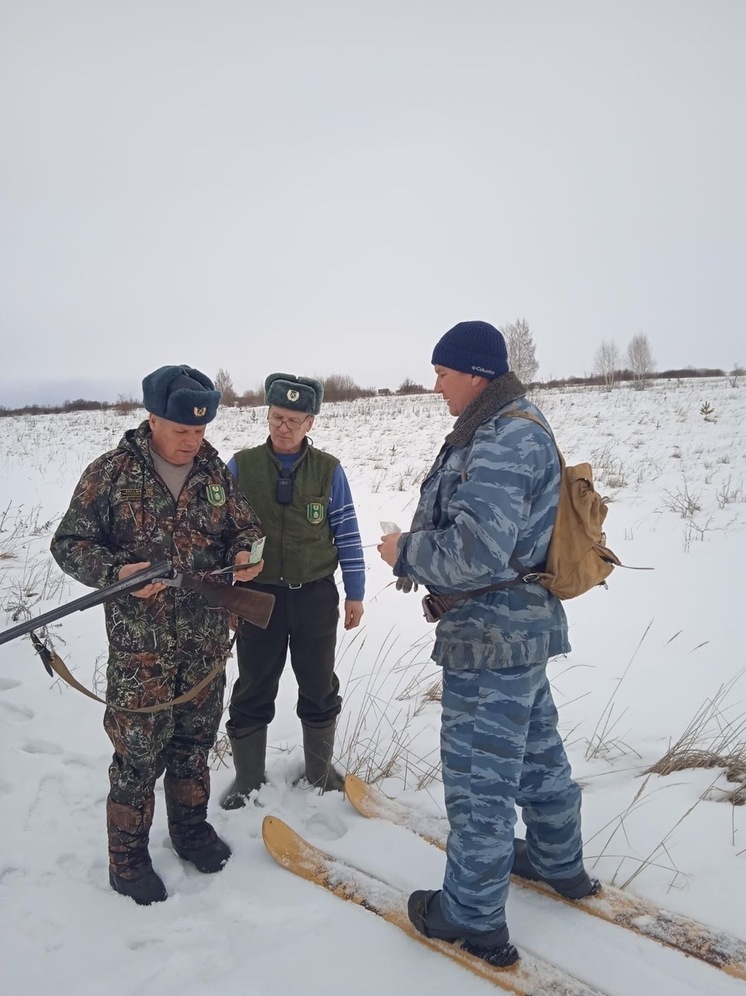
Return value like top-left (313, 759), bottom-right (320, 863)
top-left (302, 721), bottom-right (344, 792)
top-left (164, 772), bottom-right (231, 874)
top-left (407, 890), bottom-right (519, 967)
top-left (107, 795), bottom-right (167, 906)
top-left (512, 838), bottom-right (601, 899)
top-left (220, 727), bottom-right (267, 810)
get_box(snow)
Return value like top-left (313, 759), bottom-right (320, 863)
top-left (1, 379), bottom-right (745, 995)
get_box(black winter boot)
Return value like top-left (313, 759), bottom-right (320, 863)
top-left (107, 795), bottom-right (168, 906)
top-left (220, 728), bottom-right (267, 810)
top-left (512, 838), bottom-right (601, 899)
top-left (302, 721), bottom-right (344, 792)
top-left (407, 889), bottom-right (519, 967)
top-left (164, 772), bottom-right (231, 874)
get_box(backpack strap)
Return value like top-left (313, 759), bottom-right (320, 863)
top-left (422, 554), bottom-right (542, 620)
top-left (501, 408), bottom-right (566, 469)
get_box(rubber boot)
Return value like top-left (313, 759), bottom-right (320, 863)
top-left (512, 838), bottom-right (601, 899)
top-left (302, 721), bottom-right (345, 792)
top-left (164, 771), bottom-right (231, 874)
top-left (107, 795), bottom-right (167, 906)
top-left (220, 727), bottom-right (267, 810)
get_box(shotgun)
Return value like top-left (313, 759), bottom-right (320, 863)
top-left (0, 560), bottom-right (275, 647)
top-left (160, 572), bottom-right (275, 629)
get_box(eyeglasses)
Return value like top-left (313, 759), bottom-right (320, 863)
top-left (268, 413), bottom-right (310, 430)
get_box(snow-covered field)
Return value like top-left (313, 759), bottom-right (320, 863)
top-left (1, 378), bottom-right (744, 995)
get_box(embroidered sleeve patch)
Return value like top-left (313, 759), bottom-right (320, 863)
top-left (206, 484), bottom-right (226, 506)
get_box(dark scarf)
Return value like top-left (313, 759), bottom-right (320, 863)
top-left (446, 371), bottom-right (526, 447)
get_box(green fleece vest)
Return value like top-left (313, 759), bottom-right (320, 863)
top-left (233, 442), bottom-right (339, 585)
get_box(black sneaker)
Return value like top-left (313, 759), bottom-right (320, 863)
top-left (174, 835), bottom-right (231, 874)
top-left (462, 939), bottom-right (520, 967)
top-left (109, 866), bottom-right (168, 905)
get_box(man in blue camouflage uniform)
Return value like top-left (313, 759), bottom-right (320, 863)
top-left (378, 322), bottom-right (598, 967)
top-left (51, 365), bottom-right (263, 906)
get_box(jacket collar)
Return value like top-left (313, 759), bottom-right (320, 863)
top-left (445, 372), bottom-right (526, 447)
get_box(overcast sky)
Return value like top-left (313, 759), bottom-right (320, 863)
top-left (1, 0), bottom-right (744, 406)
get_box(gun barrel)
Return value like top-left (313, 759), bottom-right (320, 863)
top-left (0, 560), bottom-right (172, 647)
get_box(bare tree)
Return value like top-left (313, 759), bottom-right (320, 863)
top-left (594, 340), bottom-right (621, 392)
top-left (214, 368), bottom-right (237, 406)
top-left (320, 373), bottom-right (357, 402)
top-left (397, 378), bottom-right (426, 395)
top-left (626, 333), bottom-right (656, 390)
top-left (502, 318), bottom-right (539, 383)
top-left (727, 362), bottom-right (745, 388)
top-left (236, 381), bottom-right (264, 407)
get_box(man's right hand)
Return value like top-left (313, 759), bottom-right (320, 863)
top-left (118, 562), bottom-right (166, 599)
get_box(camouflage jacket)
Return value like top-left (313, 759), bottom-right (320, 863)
top-left (395, 392), bottom-right (570, 670)
top-left (50, 421), bottom-right (262, 661)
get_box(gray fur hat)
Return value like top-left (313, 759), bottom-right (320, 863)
top-left (142, 365), bottom-right (221, 424)
top-left (265, 372), bottom-right (323, 415)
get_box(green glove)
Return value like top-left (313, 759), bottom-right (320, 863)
top-left (395, 577), bottom-right (419, 594)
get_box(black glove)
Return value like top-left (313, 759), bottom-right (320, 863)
top-left (395, 577), bottom-right (419, 594)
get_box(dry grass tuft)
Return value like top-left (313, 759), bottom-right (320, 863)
top-left (646, 671), bottom-right (746, 805)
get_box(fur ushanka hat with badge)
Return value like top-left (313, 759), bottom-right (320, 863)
top-left (265, 373), bottom-right (324, 415)
top-left (142, 365), bottom-right (221, 425)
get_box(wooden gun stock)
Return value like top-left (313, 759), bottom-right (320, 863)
top-left (179, 576), bottom-right (275, 630)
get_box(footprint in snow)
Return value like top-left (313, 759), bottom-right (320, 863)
top-left (306, 809), bottom-right (347, 841)
top-left (0, 699), bottom-right (34, 721)
top-left (19, 739), bottom-right (64, 755)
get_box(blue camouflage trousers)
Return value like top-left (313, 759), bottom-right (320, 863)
top-left (440, 659), bottom-right (585, 933)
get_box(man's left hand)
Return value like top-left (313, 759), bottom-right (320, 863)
top-left (231, 550), bottom-right (264, 583)
top-left (343, 600), bottom-right (364, 630)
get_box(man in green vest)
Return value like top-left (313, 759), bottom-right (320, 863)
top-left (221, 373), bottom-right (365, 807)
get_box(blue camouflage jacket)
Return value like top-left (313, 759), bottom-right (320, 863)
top-left (394, 391), bottom-right (570, 670)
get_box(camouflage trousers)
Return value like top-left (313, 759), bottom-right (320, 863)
top-left (104, 652), bottom-right (226, 808)
top-left (439, 660), bottom-right (585, 934)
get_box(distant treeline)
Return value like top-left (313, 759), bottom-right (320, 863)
top-left (0, 397), bottom-right (143, 418)
top-left (0, 367), bottom-right (732, 418)
top-left (538, 367), bottom-right (729, 389)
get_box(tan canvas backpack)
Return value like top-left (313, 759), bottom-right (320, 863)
top-left (504, 410), bottom-right (622, 599)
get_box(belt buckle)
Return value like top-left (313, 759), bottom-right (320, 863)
top-left (288, 582), bottom-right (303, 590)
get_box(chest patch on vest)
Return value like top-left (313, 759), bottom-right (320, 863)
top-left (117, 487), bottom-right (153, 501)
top-left (306, 502), bottom-right (325, 523)
top-left (206, 484), bottom-right (226, 506)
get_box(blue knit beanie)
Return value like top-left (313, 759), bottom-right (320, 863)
top-left (142, 365), bottom-right (221, 424)
top-left (431, 321), bottom-right (509, 379)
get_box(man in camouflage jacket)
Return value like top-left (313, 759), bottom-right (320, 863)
top-left (51, 365), bottom-right (263, 906)
top-left (378, 323), bottom-right (598, 968)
